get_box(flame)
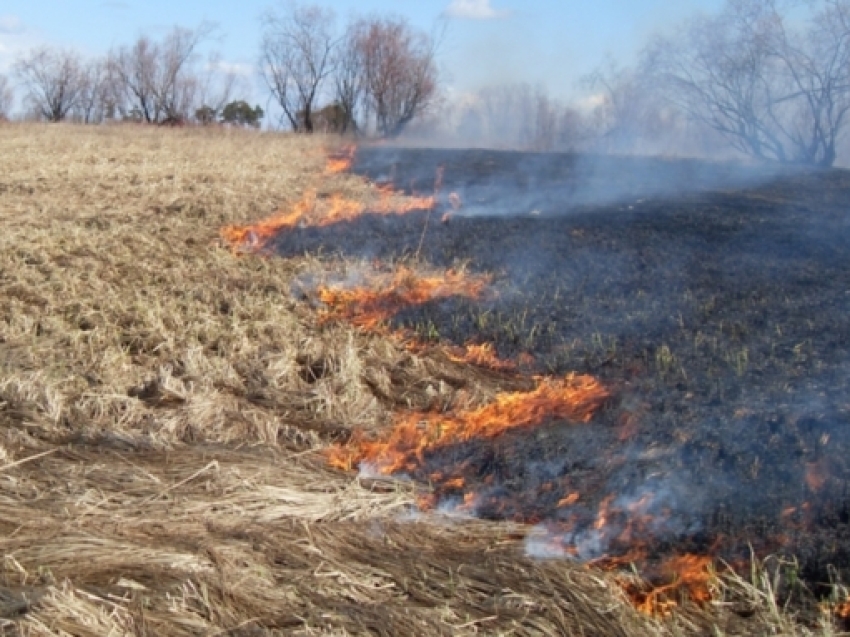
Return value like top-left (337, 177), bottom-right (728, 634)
top-left (326, 145), bottom-right (356, 173)
top-left (327, 373), bottom-right (609, 474)
top-left (557, 492), bottom-right (580, 508)
top-left (220, 189), bottom-right (438, 252)
top-left (619, 554), bottom-right (714, 615)
top-left (318, 267), bottom-right (491, 330)
top-left (221, 146), bottom-right (438, 253)
top-left (837, 596), bottom-right (850, 619)
top-left (446, 343), bottom-right (516, 371)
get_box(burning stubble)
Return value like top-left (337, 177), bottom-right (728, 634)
top-left (221, 141), bottom-right (850, 619)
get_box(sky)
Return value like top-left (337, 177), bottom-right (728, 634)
top-left (0, 0), bottom-right (726, 101)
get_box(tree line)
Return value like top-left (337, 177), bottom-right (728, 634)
top-left (2, 0), bottom-right (850, 165)
top-left (0, 2), bottom-right (438, 138)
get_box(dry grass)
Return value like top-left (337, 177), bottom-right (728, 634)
top-left (0, 122), bottom-right (841, 635)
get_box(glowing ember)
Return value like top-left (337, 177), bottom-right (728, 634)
top-left (805, 459), bottom-right (828, 492)
top-left (318, 267), bottom-right (491, 330)
top-left (327, 373), bottom-right (608, 474)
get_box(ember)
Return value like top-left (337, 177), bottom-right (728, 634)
top-left (838, 596), bottom-right (850, 619)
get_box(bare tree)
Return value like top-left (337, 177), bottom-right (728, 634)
top-left (13, 46), bottom-right (85, 122)
top-left (333, 20), bottom-right (365, 134)
top-left (110, 36), bottom-right (159, 122)
top-left (111, 24), bottom-right (214, 124)
top-left (259, 2), bottom-right (336, 132)
top-left (73, 58), bottom-right (111, 123)
top-left (192, 53), bottom-right (238, 123)
top-left (353, 16), bottom-right (439, 138)
top-left (645, 0), bottom-right (850, 166)
top-left (581, 59), bottom-right (673, 153)
top-left (0, 74), bottom-right (13, 120)
top-left (455, 83), bottom-right (563, 150)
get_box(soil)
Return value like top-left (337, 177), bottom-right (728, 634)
top-left (271, 147), bottom-right (850, 595)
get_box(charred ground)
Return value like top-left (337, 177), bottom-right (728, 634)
top-left (274, 148), bottom-right (850, 593)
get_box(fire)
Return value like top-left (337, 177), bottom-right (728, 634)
top-left (326, 145), bottom-right (356, 173)
top-left (558, 492), bottom-right (580, 508)
top-left (318, 266), bottom-right (491, 330)
top-left (220, 189), bottom-right (438, 252)
top-left (837, 596), bottom-right (850, 619)
top-left (221, 146), bottom-right (438, 253)
top-left (220, 190), bottom-right (321, 249)
top-left (446, 342), bottom-right (516, 371)
top-left (327, 373), bottom-right (609, 474)
top-left (618, 554), bottom-right (714, 616)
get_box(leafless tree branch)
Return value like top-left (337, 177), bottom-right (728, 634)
top-left (13, 46), bottom-right (85, 122)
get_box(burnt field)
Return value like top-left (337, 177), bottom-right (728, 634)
top-left (274, 148), bottom-right (850, 593)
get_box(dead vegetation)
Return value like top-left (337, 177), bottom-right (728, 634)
top-left (0, 123), bottom-right (842, 635)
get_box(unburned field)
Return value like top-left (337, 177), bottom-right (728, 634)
top-left (0, 124), bottom-right (846, 636)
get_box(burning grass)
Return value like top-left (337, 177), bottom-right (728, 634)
top-left (317, 265), bottom-right (491, 331)
top-left (0, 123), bottom-right (839, 635)
top-left (327, 373), bottom-right (608, 475)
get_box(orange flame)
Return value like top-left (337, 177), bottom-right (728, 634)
top-left (318, 267), bottom-right (491, 330)
top-left (446, 343), bottom-right (516, 371)
top-left (617, 554), bottom-right (714, 616)
top-left (837, 596), bottom-right (850, 619)
top-left (326, 145), bottom-right (357, 173)
top-left (327, 373), bottom-right (609, 474)
top-left (220, 189), bottom-right (438, 252)
top-left (221, 145), bottom-right (439, 253)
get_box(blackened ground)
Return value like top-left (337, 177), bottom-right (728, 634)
top-left (272, 148), bottom-right (850, 590)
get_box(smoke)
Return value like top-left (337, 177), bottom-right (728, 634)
top-left (523, 475), bottom-right (704, 561)
top-left (352, 146), bottom-right (791, 221)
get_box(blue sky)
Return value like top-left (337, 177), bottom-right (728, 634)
top-left (0, 0), bottom-right (725, 99)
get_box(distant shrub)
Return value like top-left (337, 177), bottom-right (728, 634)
top-left (195, 105), bottom-right (217, 125)
top-left (221, 101), bottom-right (264, 128)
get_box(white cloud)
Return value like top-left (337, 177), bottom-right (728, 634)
top-left (443, 0), bottom-right (509, 20)
top-left (213, 61), bottom-right (254, 77)
top-left (0, 15), bottom-right (24, 35)
top-left (0, 17), bottom-right (43, 74)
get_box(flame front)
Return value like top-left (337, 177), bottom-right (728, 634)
top-left (221, 144), bottom-right (439, 253)
top-left (318, 267), bottom-right (491, 330)
top-left (219, 146), bottom-right (724, 618)
top-left (326, 145), bottom-right (357, 173)
top-left (327, 374), bottom-right (609, 474)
